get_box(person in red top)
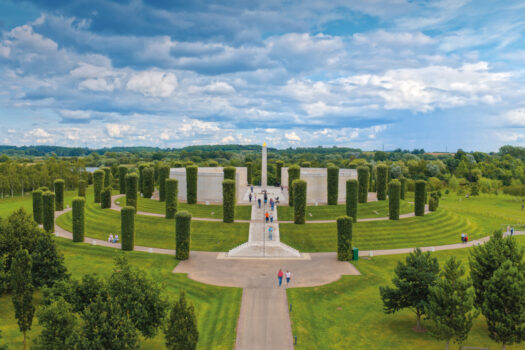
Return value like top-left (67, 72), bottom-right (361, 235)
top-left (265, 212), bottom-right (269, 222)
top-left (278, 269), bottom-right (284, 287)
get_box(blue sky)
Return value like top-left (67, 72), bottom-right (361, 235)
top-left (1, 0), bottom-right (525, 151)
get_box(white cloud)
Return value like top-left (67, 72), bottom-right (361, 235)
top-left (353, 30), bottom-right (434, 46)
top-left (127, 71), bottom-right (178, 97)
top-left (179, 119), bottom-right (220, 136)
top-left (503, 108), bottom-right (525, 126)
top-left (26, 128), bottom-right (53, 144)
top-left (0, 44), bottom-right (10, 58)
top-left (104, 123), bottom-right (134, 137)
top-left (285, 131), bottom-right (301, 141)
top-left (79, 78), bottom-right (119, 92)
top-left (59, 109), bottom-right (92, 121)
top-left (160, 131), bottom-right (170, 140)
top-left (222, 135), bottom-right (235, 143)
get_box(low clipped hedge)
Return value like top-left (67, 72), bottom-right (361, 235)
top-left (72, 197), bottom-right (85, 242)
top-left (222, 179), bottom-right (236, 223)
top-left (158, 166), bottom-right (170, 202)
top-left (175, 211), bottom-right (192, 260)
top-left (78, 179), bottom-right (87, 197)
top-left (118, 166), bottom-right (128, 194)
top-left (165, 178), bottom-right (178, 219)
top-left (32, 190), bottom-right (43, 224)
top-left (357, 166), bottom-right (369, 203)
top-left (346, 179), bottom-right (358, 223)
top-left (42, 191), bottom-right (55, 233)
top-left (121, 206), bottom-right (135, 251)
top-left (327, 166), bottom-right (339, 205)
top-left (125, 173), bottom-right (139, 212)
top-left (93, 170), bottom-right (104, 203)
top-left (293, 179), bottom-right (307, 224)
top-left (388, 179), bottom-right (400, 220)
top-left (376, 164), bottom-right (388, 201)
top-left (288, 165), bottom-right (300, 206)
top-left (223, 166), bottom-right (236, 181)
top-left (54, 179), bottom-right (65, 211)
top-left (101, 187), bottom-right (112, 209)
top-left (337, 216), bottom-right (353, 261)
top-left (186, 166), bottom-right (198, 204)
top-left (414, 180), bottom-right (426, 216)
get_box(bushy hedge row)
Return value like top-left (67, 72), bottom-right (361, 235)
top-left (165, 178), bottom-right (178, 219)
top-left (43, 191), bottom-right (55, 233)
top-left (223, 166), bottom-right (236, 181)
top-left (32, 190), bottom-right (43, 224)
top-left (288, 165), bottom-right (300, 206)
top-left (388, 179), bottom-right (400, 220)
top-left (72, 197), bottom-right (85, 242)
top-left (327, 166), bottom-right (339, 205)
top-left (101, 187), bottom-right (112, 209)
top-left (186, 166), bottom-right (198, 204)
top-left (246, 162), bottom-right (253, 185)
top-left (54, 179), bottom-right (65, 211)
top-left (142, 167), bottom-right (154, 199)
top-left (222, 179), bottom-right (236, 223)
top-left (276, 160), bottom-right (284, 185)
top-left (293, 179), bottom-right (307, 224)
top-left (118, 166), bottom-right (128, 194)
top-left (376, 164), bottom-right (388, 201)
top-left (93, 170), bottom-right (104, 203)
top-left (102, 167), bottom-right (112, 189)
top-left (357, 166), bottom-right (369, 203)
top-left (158, 166), bottom-right (170, 202)
top-left (414, 180), bottom-right (426, 216)
top-left (346, 179), bottom-right (358, 223)
top-left (502, 184), bottom-right (525, 196)
top-left (125, 173), bottom-right (138, 212)
top-left (337, 216), bottom-right (353, 261)
top-left (121, 206), bottom-right (135, 251)
top-left (175, 211), bottom-right (191, 260)
top-left (399, 177), bottom-right (406, 200)
top-left (78, 179), bottom-right (87, 197)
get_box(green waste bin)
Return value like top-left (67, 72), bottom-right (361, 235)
top-left (352, 247), bottom-right (359, 261)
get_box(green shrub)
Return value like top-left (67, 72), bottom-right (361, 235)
top-left (346, 179), bottom-right (358, 223)
top-left (32, 190), bottom-right (43, 224)
top-left (357, 166), bottom-right (369, 203)
top-left (138, 164), bottom-right (147, 194)
top-left (101, 167), bottom-right (112, 189)
top-left (93, 170), bottom-right (104, 203)
top-left (429, 192), bottom-right (439, 211)
top-left (388, 179), bottom-right (400, 220)
top-left (337, 216), bottom-right (353, 261)
top-left (208, 160), bottom-right (218, 167)
top-left (186, 166), bottom-right (198, 204)
top-left (245, 162), bottom-right (253, 185)
top-left (175, 211), bottom-right (191, 260)
top-left (415, 180), bottom-right (426, 216)
top-left (376, 164), bottom-right (388, 201)
top-left (470, 183), bottom-right (479, 196)
top-left (121, 206), bottom-right (135, 251)
top-left (78, 179), bottom-right (87, 197)
top-left (39, 186), bottom-right (49, 192)
top-left (101, 187), bottom-right (112, 209)
top-left (72, 197), bottom-right (85, 242)
top-left (276, 160), bottom-right (284, 185)
top-left (142, 167), bottom-right (154, 199)
top-left (327, 166), bottom-right (339, 205)
top-left (222, 180), bottom-right (236, 223)
top-left (42, 191), bottom-right (55, 233)
top-left (300, 161), bottom-right (311, 168)
top-left (53, 179), bottom-right (65, 211)
top-left (288, 165), bottom-right (300, 206)
top-left (223, 166), bottom-right (236, 181)
top-left (158, 165), bottom-right (170, 202)
top-left (502, 184), bottom-right (525, 196)
top-left (400, 177), bottom-right (406, 200)
top-left (172, 161), bottom-right (183, 168)
top-left (165, 179), bottom-right (178, 219)
top-left (118, 166), bottom-right (128, 194)
top-left (125, 173), bottom-right (139, 212)
top-left (293, 179), bottom-right (307, 224)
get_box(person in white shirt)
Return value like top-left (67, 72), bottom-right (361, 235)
top-left (108, 233), bottom-right (114, 242)
top-left (285, 270), bottom-right (291, 285)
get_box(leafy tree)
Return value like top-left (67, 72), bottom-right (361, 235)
top-left (164, 292), bottom-right (199, 350)
top-left (10, 249), bottom-right (34, 350)
top-left (426, 257), bottom-right (478, 350)
top-left (31, 232), bottom-right (68, 288)
top-left (380, 248), bottom-right (439, 330)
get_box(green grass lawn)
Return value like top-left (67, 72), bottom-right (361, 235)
top-left (280, 208), bottom-right (481, 251)
top-left (116, 197), bottom-right (252, 220)
top-left (277, 200), bottom-right (413, 221)
top-left (287, 244), bottom-right (525, 350)
top-left (57, 192), bottom-right (249, 251)
top-left (0, 189), bottom-right (81, 218)
top-left (0, 238), bottom-right (241, 349)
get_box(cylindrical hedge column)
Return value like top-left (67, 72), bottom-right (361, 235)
top-left (125, 173), bottom-right (139, 212)
top-left (158, 166), bottom-right (170, 202)
top-left (93, 170), bottom-right (104, 203)
top-left (222, 180), bottom-right (236, 223)
top-left (32, 190), bottom-right (43, 224)
top-left (429, 192), bottom-right (439, 211)
top-left (186, 165), bottom-right (198, 204)
top-left (42, 191), bottom-right (55, 233)
top-left (400, 177), bottom-right (406, 200)
top-left (337, 216), bottom-right (353, 261)
top-left (54, 179), bottom-right (65, 211)
top-left (368, 164), bottom-right (374, 192)
top-left (175, 211), bottom-right (191, 260)
top-left (357, 166), bottom-right (369, 203)
top-left (288, 165), bottom-right (300, 207)
top-left (414, 180), bottom-right (426, 216)
top-left (121, 206), bottom-right (135, 251)
top-left (118, 166), bottom-right (128, 194)
top-left (72, 197), bottom-right (85, 242)
top-left (142, 167), bottom-right (154, 199)
top-left (388, 179), bottom-right (400, 220)
top-left (101, 187), bottom-right (112, 209)
top-left (276, 160), bottom-right (284, 185)
top-left (293, 179), bottom-right (307, 224)
top-left (376, 164), bottom-right (388, 201)
top-left (78, 179), bottom-right (87, 197)
top-left (102, 167), bottom-right (112, 189)
top-left (246, 162), bottom-right (253, 185)
top-left (327, 166), bottom-right (339, 205)
top-left (138, 164), bottom-right (147, 194)
top-left (165, 178), bottom-right (178, 219)
top-left (346, 179), bottom-right (358, 223)
top-left (223, 166), bottom-right (236, 181)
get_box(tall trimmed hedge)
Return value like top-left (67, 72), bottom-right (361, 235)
top-left (223, 166), bottom-right (236, 181)
top-left (388, 179), bottom-right (400, 220)
top-left (32, 190), bottom-right (43, 224)
top-left (337, 216), bottom-right (353, 261)
top-left (246, 162), bottom-right (253, 185)
top-left (78, 179), bottom-right (87, 197)
top-left (327, 166), bottom-right (339, 205)
top-left (175, 211), bottom-right (191, 260)
top-left (72, 197), bottom-right (85, 242)
top-left (368, 164), bottom-right (374, 191)
top-left (400, 177), bottom-right (406, 200)
top-left (54, 179), bottom-right (65, 211)
top-left (125, 173), bottom-right (139, 212)
top-left (222, 179), bottom-right (236, 223)
top-left (93, 170), bottom-right (104, 203)
top-left (121, 206), bottom-right (135, 251)
top-left (288, 165), bottom-right (300, 206)
top-left (293, 179), bottom-right (307, 224)
top-left (101, 187), bottom-right (112, 209)
top-left (142, 167), bottom-right (154, 199)
top-left (357, 166), bottom-right (369, 203)
top-left (158, 165), bottom-right (170, 202)
top-left (102, 167), bottom-right (112, 189)
top-left (276, 160), bottom-right (284, 185)
top-left (429, 192), bottom-right (439, 211)
top-left (42, 191), bottom-right (55, 233)
top-left (376, 164), bottom-right (388, 201)
top-left (138, 164), bottom-right (147, 194)
top-left (165, 178), bottom-right (178, 219)
top-left (346, 179), bottom-right (358, 223)
top-left (414, 180), bottom-right (426, 216)
top-left (118, 166), bottom-right (128, 194)
top-left (186, 166), bottom-right (198, 204)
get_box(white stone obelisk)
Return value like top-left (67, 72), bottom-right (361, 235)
top-left (261, 142), bottom-right (267, 189)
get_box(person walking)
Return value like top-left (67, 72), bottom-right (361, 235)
top-left (249, 193), bottom-right (252, 203)
top-left (461, 233), bottom-right (465, 243)
top-left (511, 227), bottom-right (514, 236)
top-left (258, 198), bottom-right (261, 208)
top-left (285, 270), bottom-right (291, 286)
top-left (270, 213), bottom-right (274, 223)
top-left (269, 226), bottom-right (273, 240)
top-left (251, 185), bottom-right (253, 193)
top-left (270, 198), bottom-right (274, 211)
top-left (278, 269), bottom-right (284, 287)
top-left (265, 212), bottom-right (269, 222)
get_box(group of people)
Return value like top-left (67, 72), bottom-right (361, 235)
top-left (460, 233), bottom-right (469, 244)
top-left (108, 233), bottom-right (119, 243)
top-left (277, 269), bottom-right (292, 287)
top-left (265, 211), bottom-right (274, 223)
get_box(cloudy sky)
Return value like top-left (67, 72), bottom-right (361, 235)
top-left (1, 0), bottom-right (525, 151)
